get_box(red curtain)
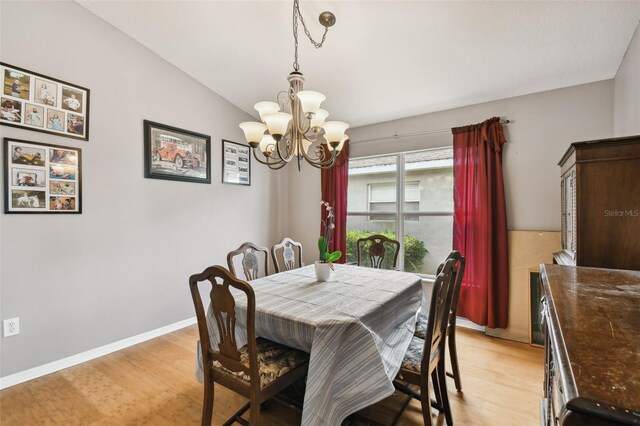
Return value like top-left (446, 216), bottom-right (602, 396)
top-left (320, 141), bottom-right (350, 263)
top-left (452, 117), bottom-right (509, 329)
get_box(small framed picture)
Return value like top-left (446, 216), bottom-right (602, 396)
top-left (144, 120), bottom-right (211, 184)
top-left (24, 103), bottom-right (45, 128)
top-left (4, 138), bottom-right (82, 213)
top-left (34, 78), bottom-right (57, 107)
top-left (222, 140), bottom-right (251, 186)
top-left (1, 62), bottom-right (89, 141)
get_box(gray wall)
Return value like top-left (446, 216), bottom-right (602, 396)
top-left (288, 80), bottom-right (614, 265)
top-left (284, 162), bottom-right (320, 266)
top-left (0, 1), bottom-right (285, 377)
top-left (614, 22), bottom-right (640, 137)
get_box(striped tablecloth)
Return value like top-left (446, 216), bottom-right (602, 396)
top-left (195, 264), bottom-right (422, 425)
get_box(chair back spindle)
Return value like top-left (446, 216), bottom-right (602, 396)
top-left (227, 242), bottom-right (270, 281)
top-left (356, 234), bottom-right (400, 269)
top-left (271, 238), bottom-right (304, 273)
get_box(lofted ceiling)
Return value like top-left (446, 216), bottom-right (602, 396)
top-left (78, 1), bottom-right (640, 128)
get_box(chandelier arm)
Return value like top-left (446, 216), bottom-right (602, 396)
top-left (318, 148), bottom-right (341, 166)
top-left (282, 126), bottom-right (292, 140)
top-left (303, 131), bottom-right (321, 143)
top-left (299, 140), bottom-right (323, 162)
top-left (269, 139), bottom-right (290, 161)
top-left (299, 141), bottom-right (338, 166)
top-left (300, 153), bottom-right (337, 170)
top-left (251, 148), bottom-right (277, 166)
top-left (275, 136), bottom-right (294, 162)
top-left (266, 160), bottom-right (290, 170)
top-left (251, 147), bottom-right (286, 168)
top-left (295, 115), bottom-right (313, 135)
top-left (295, 120), bottom-right (308, 136)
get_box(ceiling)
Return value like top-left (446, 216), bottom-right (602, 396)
top-left (78, 1), bottom-right (640, 128)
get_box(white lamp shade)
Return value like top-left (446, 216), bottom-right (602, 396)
top-left (263, 112), bottom-right (292, 136)
top-left (329, 134), bottom-right (348, 152)
top-left (254, 101), bottom-right (280, 121)
top-left (297, 91), bottom-right (326, 114)
top-left (310, 109), bottom-right (329, 128)
top-left (259, 134), bottom-right (276, 154)
top-left (239, 121), bottom-right (267, 143)
top-left (323, 121), bottom-right (349, 143)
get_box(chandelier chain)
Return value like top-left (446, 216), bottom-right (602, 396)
top-left (292, 0), bottom-right (329, 71)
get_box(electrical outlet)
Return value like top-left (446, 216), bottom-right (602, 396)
top-left (3, 318), bottom-right (19, 337)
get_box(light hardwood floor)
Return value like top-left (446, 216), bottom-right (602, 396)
top-left (0, 326), bottom-right (543, 425)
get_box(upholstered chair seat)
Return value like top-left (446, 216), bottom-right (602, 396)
top-left (213, 337), bottom-right (309, 388)
top-left (400, 335), bottom-right (428, 374)
top-left (413, 314), bottom-right (429, 341)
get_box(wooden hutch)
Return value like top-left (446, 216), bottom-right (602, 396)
top-left (555, 135), bottom-right (640, 270)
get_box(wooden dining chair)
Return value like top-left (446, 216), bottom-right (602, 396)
top-left (394, 258), bottom-right (457, 426)
top-left (356, 234), bottom-right (400, 269)
top-left (414, 251), bottom-right (466, 392)
top-left (271, 237), bottom-right (304, 273)
top-left (227, 242), bottom-right (270, 281)
top-left (189, 265), bottom-right (309, 425)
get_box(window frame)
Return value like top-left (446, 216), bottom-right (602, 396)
top-left (347, 148), bottom-right (454, 277)
top-left (367, 181), bottom-right (420, 221)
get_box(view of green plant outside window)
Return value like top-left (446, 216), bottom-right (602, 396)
top-left (346, 147), bottom-right (453, 275)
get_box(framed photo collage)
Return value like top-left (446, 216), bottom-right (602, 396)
top-left (1, 62), bottom-right (89, 141)
top-left (4, 139), bottom-right (82, 213)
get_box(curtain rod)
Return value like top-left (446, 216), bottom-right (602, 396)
top-left (351, 119), bottom-right (511, 144)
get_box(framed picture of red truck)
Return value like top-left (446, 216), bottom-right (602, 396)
top-left (144, 120), bottom-right (211, 184)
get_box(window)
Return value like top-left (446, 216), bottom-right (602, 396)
top-left (368, 182), bottom-right (419, 220)
top-left (346, 147), bottom-right (453, 275)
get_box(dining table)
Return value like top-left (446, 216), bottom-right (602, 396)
top-left (195, 263), bottom-right (423, 426)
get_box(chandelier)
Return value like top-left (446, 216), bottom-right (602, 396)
top-left (239, 0), bottom-right (348, 170)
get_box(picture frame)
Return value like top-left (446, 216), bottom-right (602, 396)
top-left (4, 138), bottom-right (82, 214)
top-left (1, 62), bottom-right (90, 141)
top-left (222, 139), bottom-right (251, 186)
top-left (144, 120), bottom-right (211, 184)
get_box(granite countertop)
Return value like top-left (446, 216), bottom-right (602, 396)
top-left (542, 264), bottom-right (640, 413)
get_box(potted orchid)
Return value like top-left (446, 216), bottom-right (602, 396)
top-left (316, 200), bottom-right (342, 281)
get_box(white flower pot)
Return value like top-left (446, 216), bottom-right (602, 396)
top-left (314, 261), bottom-right (331, 282)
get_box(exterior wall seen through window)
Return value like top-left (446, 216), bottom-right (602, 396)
top-left (347, 147), bottom-right (453, 275)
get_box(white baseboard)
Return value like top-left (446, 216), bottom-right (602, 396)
top-left (421, 278), bottom-right (485, 333)
top-left (457, 317), bottom-right (485, 332)
top-left (0, 317), bottom-right (196, 390)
